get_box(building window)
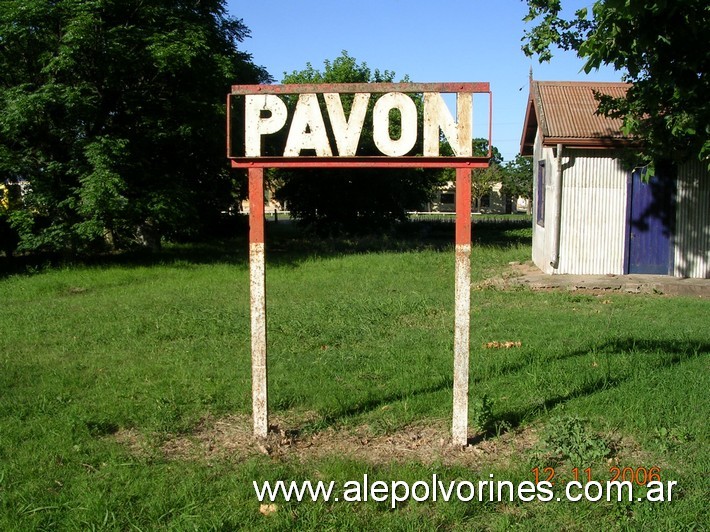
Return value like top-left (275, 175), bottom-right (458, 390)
top-left (439, 193), bottom-right (455, 204)
top-left (536, 160), bottom-right (545, 227)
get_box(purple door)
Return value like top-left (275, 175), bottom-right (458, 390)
top-left (626, 169), bottom-right (676, 275)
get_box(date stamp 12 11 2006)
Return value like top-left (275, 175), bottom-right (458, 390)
top-left (532, 466), bottom-right (663, 486)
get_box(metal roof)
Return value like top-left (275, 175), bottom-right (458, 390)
top-left (520, 81), bottom-right (633, 155)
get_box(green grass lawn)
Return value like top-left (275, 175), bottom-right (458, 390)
top-left (0, 221), bottom-right (707, 530)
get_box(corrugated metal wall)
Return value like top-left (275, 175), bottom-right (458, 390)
top-left (529, 141), bottom-right (709, 278)
top-left (557, 150), bottom-right (628, 275)
top-left (675, 161), bottom-right (710, 278)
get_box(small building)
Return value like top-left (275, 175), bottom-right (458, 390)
top-left (520, 80), bottom-right (709, 278)
top-left (429, 181), bottom-right (516, 214)
top-left (430, 181), bottom-right (456, 212)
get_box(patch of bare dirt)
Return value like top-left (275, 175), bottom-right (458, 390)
top-left (473, 261), bottom-right (535, 291)
top-left (479, 261), bottom-right (710, 297)
top-left (112, 427), bottom-right (151, 458)
top-left (111, 414), bottom-right (666, 475)
top-left (507, 261), bottom-right (541, 277)
top-left (112, 414), bottom-right (541, 469)
top-left (604, 431), bottom-right (671, 472)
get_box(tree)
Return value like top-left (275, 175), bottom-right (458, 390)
top-left (501, 155), bottom-right (533, 213)
top-left (522, 0), bottom-right (710, 171)
top-left (0, 0), bottom-right (270, 255)
top-left (440, 138), bottom-right (502, 212)
top-left (469, 140), bottom-right (502, 212)
top-left (472, 139), bottom-right (503, 166)
top-left (471, 164), bottom-right (503, 213)
top-left (273, 51), bottom-right (442, 234)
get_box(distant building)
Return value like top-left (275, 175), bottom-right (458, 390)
top-left (520, 80), bottom-right (709, 278)
top-left (429, 181), bottom-right (517, 214)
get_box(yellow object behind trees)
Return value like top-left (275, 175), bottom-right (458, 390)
top-left (0, 183), bottom-right (8, 211)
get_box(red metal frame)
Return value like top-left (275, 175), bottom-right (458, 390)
top-left (455, 168), bottom-right (472, 247)
top-left (231, 82), bottom-right (489, 95)
top-left (234, 82), bottom-right (489, 445)
top-left (248, 168), bottom-right (265, 245)
top-left (231, 157), bottom-right (489, 169)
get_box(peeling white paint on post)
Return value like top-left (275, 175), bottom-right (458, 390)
top-left (453, 243), bottom-right (471, 445)
top-left (248, 168), bottom-right (268, 439)
top-left (250, 242), bottom-right (267, 438)
top-left (453, 167), bottom-right (472, 446)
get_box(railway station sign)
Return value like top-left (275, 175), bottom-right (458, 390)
top-left (228, 82), bottom-right (492, 446)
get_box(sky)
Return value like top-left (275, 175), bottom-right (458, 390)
top-left (226, 0), bottom-right (622, 162)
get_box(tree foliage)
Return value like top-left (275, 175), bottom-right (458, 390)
top-left (469, 147), bottom-right (532, 213)
top-left (440, 138), bottom-right (504, 212)
top-left (467, 139), bottom-right (502, 211)
top-left (501, 155), bottom-right (533, 202)
top-left (273, 51), bottom-right (442, 234)
top-left (471, 164), bottom-right (503, 212)
top-left (0, 0), bottom-right (269, 255)
top-left (522, 0), bottom-right (710, 171)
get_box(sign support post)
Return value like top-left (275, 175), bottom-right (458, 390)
top-left (453, 167), bottom-right (472, 446)
top-left (248, 167), bottom-right (268, 438)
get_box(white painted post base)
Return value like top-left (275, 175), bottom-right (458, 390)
top-left (452, 243), bottom-right (471, 446)
top-left (250, 242), bottom-right (268, 438)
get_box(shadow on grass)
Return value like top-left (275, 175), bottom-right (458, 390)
top-left (290, 336), bottom-right (705, 440)
top-left (298, 374), bottom-right (455, 433)
top-left (253, 218), bottom-right (531, 270)
top-left (472, 337), bottom-right (707, 443)
top-left (0, 238), bottom-right (251, 279)
top-left (583, 337), bottom-right (709, 359)
top-left (0, 218), bottom-right (532, 278)
top-left (475, 337), bottom-right (709, 386)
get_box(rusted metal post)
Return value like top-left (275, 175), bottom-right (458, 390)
top-left (249, 167), bottom-right (268, 438)
top-left (453, 167), bottom-right (472, 446)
